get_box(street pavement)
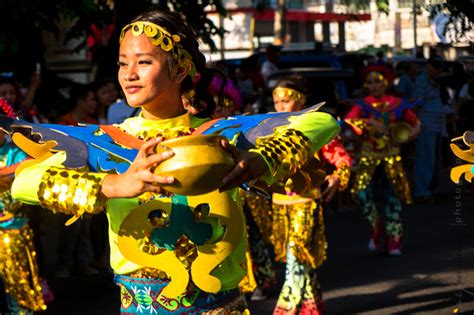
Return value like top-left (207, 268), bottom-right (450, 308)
top-left (37, 177), bottom-right (474, 314)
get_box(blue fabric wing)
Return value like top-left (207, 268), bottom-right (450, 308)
top-left (0, 115), bottom-right (136, 174)
top-left (202, 103), bottom-right (324, 150)
top-left (42, 124), bottom-right (136, 173)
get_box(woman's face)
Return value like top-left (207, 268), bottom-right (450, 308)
top-left (366, 77), bottom-right (386, 98)
top-left (273, 93), bottom-right (303, 113)
top-left (0, 83), bottom-right (17, 104)
top-left (118, 31), bottom-right (178, 113)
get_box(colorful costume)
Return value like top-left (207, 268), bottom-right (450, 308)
top-left (450, 131), bottom-right (474, 184)
top-left (238, 192), bottom-right (276, 295)
top-left (271, 138), bottom-right (351, 315)
top-left (345, 94), bottom-right (418, 253)
top-left (0, 140), bottom-right (46, 314)
top-left (2, 104), bottom-right (339, 314)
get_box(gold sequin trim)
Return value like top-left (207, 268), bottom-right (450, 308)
top-left (126, 267), bottom-right (169, 280)
top-left (0, 224), bottom-right (46, 311)
top-left (273, 87), bottom-right (306, 103)
top-left (250, 128), bottom-right (312, 184)
top-left (120, 21), bottom-right (196, 80)
top-left (351, 155), bottom-right (412, 204)
top-left (119, 125), bottom-right (194, 142)
top-left (244, 193), bottom-right (273, 244)
top-left (0, 189), bottom-right (22, 213)
top-left (38, 167), bottom-right (107, 218)
top-left (335, 163), bottom-right (351, 191)
top-left (270, 200), bottom-right (326, 269)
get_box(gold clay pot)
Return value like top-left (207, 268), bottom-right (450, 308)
top-left (390, 121), bottom-right (412, 145)
top-left (153, 135), bottom-right (235, 196)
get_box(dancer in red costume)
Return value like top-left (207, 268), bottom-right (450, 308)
top-left (345, 65), bottom-right (420, 256)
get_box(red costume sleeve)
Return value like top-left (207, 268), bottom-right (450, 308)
top-left (403, 109), bottom-right (418, 125)
top-left (344, 105), bottom-right (367, 136)
top-left (345, 105), bottom-right (363, 119)
top-left (321, 139), bottom-right (352, 168)
top-left (320, 139), bottom-right (352, 191)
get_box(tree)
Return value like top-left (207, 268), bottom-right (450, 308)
top-left (0, 0), bottom-right (227, 79)
top-left (274, 0), bottom-right (286, 45)
top-left (428, 0), bottom-right (474, 43)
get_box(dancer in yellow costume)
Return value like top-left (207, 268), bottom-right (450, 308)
top-left (345, 65), bottom-right (420, 256)
top-left (0, 98), bottom-right (46, 314)
top-left (270, 76), bottom-right (351, 315)
top-left (5, 10), bottom-right (340, 314)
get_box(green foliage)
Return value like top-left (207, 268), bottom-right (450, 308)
top-left (168, 0), bottom-right (227, 51)
top-left (428, 0), bottom-right (474, 42)
top-left (0, 0), bottom-right (226, 55)
top-left (337, 0), bottom-right (389, 14)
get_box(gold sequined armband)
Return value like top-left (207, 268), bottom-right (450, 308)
top-left (250, 128), bottom-right (312, 184)
top-left (335, 163), bottom-right (351, 191)
top-left (38, 167), bottom-right (107, 218)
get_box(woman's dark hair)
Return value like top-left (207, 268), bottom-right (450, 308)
top-left (128, 10), bottom-right (223, 118)
top-left (274, 74), bottom-right (308, 96)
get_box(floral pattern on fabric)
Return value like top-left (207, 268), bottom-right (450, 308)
top-left (115, 274), bottom-right (248, 314)
top-left (274, 251), bottom-right (325, 315)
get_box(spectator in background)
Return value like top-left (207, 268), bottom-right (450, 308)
top-left (375, 51), bottom-right (387, 66)
top-left (57, 85), bottom-right (98, 125)
top-left (260, 44), bottom-right (280, 83)
top-left (235, 54), bottom-right (265, 113)
top-left (0, 71), bottom-right (43, 122)
top-left (91, 80), bottom-right (119, 272)
top-left (458, 72), bottom-right (474, 102)
top-left (413, 57), bottom-right (445, 203)
top-left (55, 84), bottom-right (99, 278)
top-left (395, 62), bottom-right (417, 99)
top-left (107, 98), bottom-right (140, 124)
top-left (456, 73), bottom-right (474, 132)
top-left (93, 78), bottom-right (118, 124)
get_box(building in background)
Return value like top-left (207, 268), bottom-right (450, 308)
top-left (204, 0), bottom-right (469, 61)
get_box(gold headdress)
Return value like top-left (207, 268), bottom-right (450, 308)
top-left (273, 87), bottom-right (306, 103)
top-left (120, 21), bottom-right (197, 80)
top-left (365, 71), bottom-right (388, 87)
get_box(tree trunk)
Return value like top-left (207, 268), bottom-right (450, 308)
top-left (274, 0), bottom-right (286, 45)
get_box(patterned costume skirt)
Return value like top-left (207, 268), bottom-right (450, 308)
top-left (239, 194), bottom-right (276, 293)
top-left (271, 198), bottom-right (326, 269)
top-left (0, 218), bottom-right (45, 312)
top-left (115, 274), bottom-right (248, 314)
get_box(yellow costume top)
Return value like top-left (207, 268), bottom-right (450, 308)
top-left (11, 110), bottom-right (339, 297)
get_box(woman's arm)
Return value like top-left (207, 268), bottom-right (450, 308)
top-left (11, 138), bottom-right (175, 217)
top-left (403, 109), bottom-right (421, 141)
top-left (218, 112), bottom-right (340, 192)
top-left (320, 138), bottom-right (352, 202)
top-left (250, 111), bottom-right (340, 185)
top-left (11, 152), bottom-right (107, 217)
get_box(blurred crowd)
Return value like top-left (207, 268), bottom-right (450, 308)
top-left (0, 43), bottom-right (472, 313)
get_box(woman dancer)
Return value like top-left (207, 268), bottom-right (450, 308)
top-left (0, 98), bottom-right (46, 314)
top-left (7, 10), bottom-right (339, 314)
top-left (345, 65), bottom-right (420, 256)
top-left (271, 75), bottom-right (351, 314)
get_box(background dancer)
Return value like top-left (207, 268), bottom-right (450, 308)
top-left (345, 65), bottom-right (420, 256)
top-left (270, 75), bottom-right (351, 315)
